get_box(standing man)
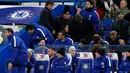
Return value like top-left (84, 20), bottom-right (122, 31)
top-left (4, 28), bottom-right (28, 73)
top-left (38, 1), bottom-right (55, 34)
top-left (80, 1), bottom-right (103, 35)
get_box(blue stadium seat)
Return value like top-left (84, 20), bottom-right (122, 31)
top-left (76, 52), bottom-right (94, 73)
top-left (101, 18), bottom-right (113, 35)
top-left (34, 54), bottom-right (50, 73)
top-left (108, 53), bottom-right (118, 72)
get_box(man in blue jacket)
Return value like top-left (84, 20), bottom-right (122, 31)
top-left (48, 47), bottom-right (56, 73)
top-left (69, 46), bottom-right (79, 73)
top-left (51, 48), bottom-right (71, 73)
top-left (4, 28), bottom-right (28, 73)
top-left (118, 50), bottom-right (130, 73)
top-left (92, 49), bottom-right (112, 73)
top-left (25, 24), bottom-right (54, 45)
top-left (80, 1), bottom-right (101, 34)
top-left (54, 31), bottom-right (73, 45)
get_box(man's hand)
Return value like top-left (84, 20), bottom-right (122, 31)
top-left (52, 30), bottom-right (56, 35)
top-left (8, 62), bottom-right (12, 70)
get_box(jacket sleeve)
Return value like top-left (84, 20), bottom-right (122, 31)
top-left (56, 58), bottom-right (71, 71)
top-left (68, 38), bottom-right (73, 45)
top-left (30, 55), bottom-right (36, 64)
top-left (51, 59), bottom-right (61, 73)
top-left (118, 61), bottom-right (125, 72)
top-left (45, 27), bottom-right (54, 44)
top-left (39, 10), bottom-right (49, 25)
top-left (9, 37), bottom-right (19, 63)
top-left (93, 11), bottom-right (100, 32)
top-left (105, 56), bottom-right (112, 73)
top-left (53, 39), bottom-right (58, 44)
top-left (75, 62), bottom-right (80, 73)
top-left (92, 61), bottom-right (99, 73)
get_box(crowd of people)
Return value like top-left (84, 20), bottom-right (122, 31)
top-left (2, 0), bottom-right (130, 73)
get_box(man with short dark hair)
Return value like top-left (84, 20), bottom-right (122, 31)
top-left (38, 1), bottom-right (54, 32)
top-left (48, 47), bottom-right (56, 73)
top-left (54, 31), bottom-right (73, 45)
top-left (25, 24), bottom-right (54, 45)
top-left (118, 50), bottom-right (130, 73)
top-left (113, 11), bottom-right (129, 41)
top-left (4, 28), bottom-right (28, 73)
top-left (51, 48), bottom-right (71, 73)
top-left (92, 49), bottom-right (112, 73)
top-left (35, 38), bottom-right (48, 54)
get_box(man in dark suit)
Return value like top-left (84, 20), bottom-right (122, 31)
top-left (38, 1), bottom-right (54, 33)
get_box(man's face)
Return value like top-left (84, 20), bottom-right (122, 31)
top-left (119, 39), bottom-right (125, 45)
top-left (76, 8), bottom-right (81, 14)
top-left (58, 32), bottom-right (64, 40)
top-left (70, 50), bottom-right (76, 56)
top-left (27, 29), bottom-right (34, 34)
top-left (118, 14), bottom-right (124, 20)
top-left (86, 2), bottom-right (91, 8)
top-left (126, 51), bottom-right (130, 57)
top-left (47, 4), bottom-right (54, 10)
top-left (95, 52), bottom-right (101, 58)
top-left (48, 49), bottom-right (55, 57)
top-left (4, 30), bottom-right (11, 37)
top-left (63, 12), bottom-right (71, 19)
top-left (110, 35), bottom-right (117, 40)
top-left (38, 40), bottom-right (45, 45)
top-left (120, 1), bottom-right (126, 9)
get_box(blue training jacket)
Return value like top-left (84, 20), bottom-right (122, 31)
top-left (29, 23), bottom-right (54, 44)
top-left (54, 38), bottom-right (73, 45)
top-left (8, 33), bottom-right (28, 67)
top-left (92, 56), bottom-right (112, 73)
top-left (51, 56), bottom-right (71, 73)
top-left (80, 8), bottom-right (100, 32)
top-left (118, 58), bottom-right (130, 73)
top-left (71, 53), bottom-right (79, 73)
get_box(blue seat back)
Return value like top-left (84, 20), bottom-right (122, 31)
top-left (34, 54), bottom-right (50, 73)
top-left (76, 52), bottom-right (94, 73)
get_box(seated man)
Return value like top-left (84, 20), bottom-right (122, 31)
top-left (48, 47), bottom-right (56, 73)
top-left (51, 48), bottom-right (71, 73)
top-left (35, 38), bottom-right (48, 54)
top-left (118, 50), bottom-right (130, 73)
top-left (92, 49), bottom-right (112, 73)
top-left (69, 46), bottom-right (79, 73)
top-left (26, 49), bottom-right (36, 73)
top-left (54, 31), bottom-right (73, 45)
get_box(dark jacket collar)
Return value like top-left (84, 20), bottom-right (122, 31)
top-left (45, 6), bottom-right (51, 12)
top-left (8, 34), bottom-right (13, 41)
top-left (85, 7), bottom-right (94, 12)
